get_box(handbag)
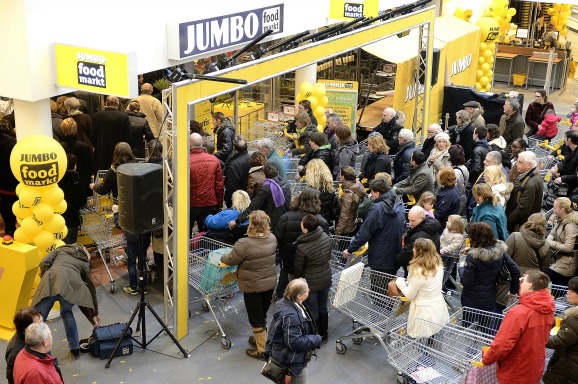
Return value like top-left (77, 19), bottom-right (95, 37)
top-left (261, 356), bottom-right (289, 384)
top-left (463, 363), bottom-right (498, 384)
top-left (496, 256), bottom-right (511, 285)
top-left (88, 323), bottom-right (133, 359)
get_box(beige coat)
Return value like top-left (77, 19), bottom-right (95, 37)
top-left (221, 233), bottom-right (277, 293)
top-left (548, 211), bottom-right (578, 277)
top-left (247, 166), bottom-right (265, 199)
top-left (133, 94), bottom-right (162, 137)
top-left (396, 265), bottom-right (449, 338)
top-left (440, 229), bottom-right (464, 255)
top-left (428, 147), bottom-right (450, 181)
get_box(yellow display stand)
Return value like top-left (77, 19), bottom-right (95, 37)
top-left (0, 240), bottom-right (38, 340)
top-left (213, 101), bottom-right (265, 141)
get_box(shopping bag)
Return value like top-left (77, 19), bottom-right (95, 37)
top-left (463, 363), bottom-right (498, 384)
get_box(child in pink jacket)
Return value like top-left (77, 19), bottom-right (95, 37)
top-left (567, 102), bottom-right (578, 129)
top-left (535, 109), bottom-right (560, 140)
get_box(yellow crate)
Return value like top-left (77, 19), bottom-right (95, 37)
top-left (513, 73), bottom-right (527, 86)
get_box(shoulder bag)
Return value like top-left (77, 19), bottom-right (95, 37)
top-left (496, 256), bottom-right (512, 285)
top-left (261, 356), bottom-right (289, 384)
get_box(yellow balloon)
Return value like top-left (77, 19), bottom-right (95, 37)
top-left (312, 83), bottom-right (326, 100)
top-left (562, 4), bottom-right (570, 12)
top-left (12, 200), bottom-right (32, 219)
top-left (9, 135), bottom-right (67, 186)
top-left (556, 25), bottom-right (563, 32)
top-left (53, 199), bottom-right (67, 215)
top-left (44, 214), bottom-right (65, 233)
top-left (463, 9), bottom-right (473, 21)
top-left (319, 96), bottom-right (329, 107)
top-left (295, 93), bottom-right (302, 104)
top-left (34, 230), bottom-right (55, 250)
top-left (19, 186), bottom-right (42, 207)
top-left (307, 96), bottom-right (318, 111)
top-left (454, 7), bottom-right (464, 19)
top-left (318, 114), bottom-right (327, 127)
top-left (553, 4), bottom-right (561, 12)
top-left (547, 8), bottom-right (555, 16)
top-left (477, 69), bottom-right (484, 79)
top-left (561, 28), bottom-right (568, 37)
top-left (483, 49), bottom-right (494, 60)
top-left (316, 124), bottom-right (324, 132)
top-left (314, 106), bottom-right (325, 120)
top-left (487, 42), bottom-right (496, 51)
top-left (299, 82), bottom-right (313, 99)
top-left (480, 42), bottom-right (488, 52)
top-left (475, 82), bottom-right (483, 91)
top-left (503, 36), bottom-right (510, 44)
top-left (507, 8), bottom-right (516, 17)
top-left (40, 186), bottom-right (64, 206)
top-left (486, 56), bottom-right (495, 65)
top-left (551, 16), bottom-right (559, 25)
top-left (480, 76), bottom-right (490, 86)
top-left (478, 56), bottom-right (486, 65)
top-left (33, 203), bottom-right (54, 224)
top-left (481, 63), bottom-right (491, 73)
top-left (21, 216), bottom-right (42, 237)
top-left (53, 226), bottom-right (68, 241)
top-left (486, 69), bottom-right (494, 78)
top-left (15, 183), bottom-right (24, 196)
top-left (14, 228), bottom-right (33, 244)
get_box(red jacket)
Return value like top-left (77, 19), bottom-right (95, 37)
top-left (536, 114), bottom-right (561, 139)
top-left (482, 288), bottom-right (555, 384)
top-left (189, 148), bottom-right (224, 208)
top-left (13, 348), bottom-right (63, 384)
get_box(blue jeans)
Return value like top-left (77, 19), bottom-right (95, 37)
top-left (35, 294), bottom-right (79, 350)
top-left (304, 287), bottom-right (329, 322)
top-left (125, 233), bottom-right (151, 290)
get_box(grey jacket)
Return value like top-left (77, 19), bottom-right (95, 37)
top-left (394, 162), bottom-right (434, 200)
top-left (548, 211), bottom-right (578, 277)
top-left (505, 228), bottom-right (551, 273)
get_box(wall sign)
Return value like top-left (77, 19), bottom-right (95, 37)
top-left (54, 44), bottom-right (137, 98)
top-left (169, 4), bottom-right (284, 60)
top-left (329, 0), bottom-right (379, 20)
top-left (318, 80), bottom-right (358, 133)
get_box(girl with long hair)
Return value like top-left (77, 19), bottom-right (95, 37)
top-left (304, 159), bottom-right (335, 223)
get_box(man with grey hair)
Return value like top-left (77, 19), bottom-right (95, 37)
top-left (374, 107), bottom-right (403, 154)
top-left (257, 138), bottom-right (286, 180)
top-left (189, 132), bottom-right (224, 235)
top-left (506, 151), bottom-right (543, 232)
top-left (133, 83), bottom-right (163, 137)
top-left (396, 205), bottom-right (441, 272)
top-left (64, 97), bottom-right (93, 147)
top-left (13, 322), bottom-right (63, 384)
top-left (422, 123), bottom-right (442, 158)
top-left (500, 98), bottom-right (524, 153)
top-left (393, 128), bottom-right (417, 184)
top-left (324, 113), bottom-right (341, 151)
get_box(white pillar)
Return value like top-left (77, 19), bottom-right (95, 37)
top-left (13, 99), bottom-right (52, 140)
top-left (294, 65), bottom-right (317, 101)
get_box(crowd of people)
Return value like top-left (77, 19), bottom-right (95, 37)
top-left (4, 89), bottom-right (578, 383)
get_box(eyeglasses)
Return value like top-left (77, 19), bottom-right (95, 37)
top-left (535, 95), bottom-right (542, 98)
top-left (511, 145), bottom-right (521, 149)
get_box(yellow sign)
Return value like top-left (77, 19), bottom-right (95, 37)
top-left (329, 0), bottom-right (379, 20)
top-left (318, 80), bottom-right (358, 132)
top-left (54, 44), bottom-right (137, 98)
top-left (193, 100), bottom-right (212, 132)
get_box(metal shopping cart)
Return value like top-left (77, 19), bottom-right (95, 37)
top-left (504, 284), bottom-right (570, 317)
top-left (387, 307), bottom-right (504, 384)
top-left (188, 236), bottom-right (243, 349)
top-left (329, 235), bottom-right (367, 283)
top-left (330, 267), bottom-right (408, 355)
top-left (284, 156), bottom-right (301, 180)
top-left (79, 195), bottom-right (126, 293)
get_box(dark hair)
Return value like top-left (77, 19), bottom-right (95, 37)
top-left (0, 118), bottom-right (14, 135)
top-left (148, 139), bottom-right (162, 159)
top-left (310, 132), bottom-right (328, 146)
top-left (189, 120), bottom-right (205, 135)
top-left (112, 142), bottom-right (134, 168)
top-left (212, 112), bottom-right (226, 124)
top-left (474, 126), bottom-right (488, 139)
top-left (566, 130), bottom-right (578, 145)
top-left (234, 136), bottom-right (247, 152)
top-left (66, 153), bottom-right (77, 171)
top-left (340, 166), bottom-right (356, 181)
top-left (569, 276), bottom-right (578, 293)
top-left (487, 124), bottom-right (501, 140)
top-left (301, 214), bottom-right (319, 232)
top-left (264, 163), bottom-right (278, 179)
top-left (250, 151), bottom-right (266, 167)
top-left (369, 177), bottom-right (390, 194)
top-left (291, 187), bottom-right (321, 214)
top-left (335, 125), bottom-right (352, 144)
top-left (536, 89), bottom-right (548, 103)
top-left (13, 307), bottom-right (42, 335)
top-left (299, 100), bottom-right (312, 112)
top-left (412, 151), bottom-right (426, 165)
top-left (525, 270), bottom-right (550, 291)
top-left (449, 144), bottom-right (466, 166)
top-left (512, 138), bottom-right (528, 149)
top-left (468, 222), bottom-right (496, 248)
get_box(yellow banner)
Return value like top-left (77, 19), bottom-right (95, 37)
top-left (329, 0), bottom-right (379, 20)
top-left (318, 80), bottom-right (358, 131)
top-left (54, 44), bottom-right (137, 98)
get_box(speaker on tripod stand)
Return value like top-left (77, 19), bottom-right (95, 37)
top-left (105, 163), bottom-right (189, 368)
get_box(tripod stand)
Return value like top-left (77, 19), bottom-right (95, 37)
top-left (105, 231), bottom-right (189, 368)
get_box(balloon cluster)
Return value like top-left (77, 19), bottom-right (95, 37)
top-left (475, 17), bottom-right (500, 92)
top-left (453, 7), bottom-right (473, 22)
top-left (9, 135), bottom-right (68, 257)
top-left (547, 3), bottom-right (571, 38)
top-left (485, 0), bottom-right (517, 43)
top-left (295, 81), bottom-right (328, 131)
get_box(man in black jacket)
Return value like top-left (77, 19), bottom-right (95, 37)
top-left (396, 206), bottom-right (441, 272)
top-left (223, 137), bottom-right (250, 208)
top-left (467, 126), bottom-right (491, 185)
top-left (373, 107), bottom-right (403, 154)
top-left (551, 130), bottom-right (578, 194)
top-left (298, 132), bottom-right (333, 177)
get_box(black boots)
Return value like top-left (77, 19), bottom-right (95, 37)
top-left (318, 313), bottom-right (329, 341)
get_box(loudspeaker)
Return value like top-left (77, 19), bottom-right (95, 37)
top-left (419, 48), bottom-right (440, 86)
top-left (117, 163), bottom-right (163, 234)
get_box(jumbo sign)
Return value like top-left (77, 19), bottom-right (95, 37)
top-left (171, 4), bottom-right (284, 59)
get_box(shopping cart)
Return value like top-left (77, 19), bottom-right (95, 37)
top-left (288, 181), bottom-right (308, 195)
top-left (284, 156), bottom-right (301, 180)
top-left (188, 236), bottom-right (243, 349)
top-left (387, 307), bottom-right (503, 384)
top-left (330, 268), bottom-right (408, 356)
top-left (328, 235), bottom-right (367, 283)
top-left (79, 195), bottom-right (126, 293)
top-left (504, 284), bottom-right (570, 317)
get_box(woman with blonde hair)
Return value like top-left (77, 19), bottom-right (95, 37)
top-left (471, 183), bottom-right (508, 241)
top-left (427, 132), bottom-right (451, 184)
top-left (221, 210), bottom-right (278, 360)
top-left (204, 190), bottom-right (251, 243)
top-left (395, 238), bottom-right (449, 338)
top-left (305, 159), bottom-right (336, 223)
top-left (546, 197), bottom-right (578, 286)
top-left (483, 165), bottom-right (513, 208)
top-left (359, 133), bottom-right (391, 185)
top-left (287, 111), bottom-right (318, 157)
top-left (505, 213), bottom-right (550, 274)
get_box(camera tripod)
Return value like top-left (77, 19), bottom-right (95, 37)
top-left (105, 232), bottom-right (189, 368)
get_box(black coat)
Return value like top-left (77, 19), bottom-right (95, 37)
top-left (506, 167), bottom-right (544, 232)
top-left (60, 136), bottom-right (93, 197)
top-left (223, 150), bottom-right (250, 207)
top-left (0, 133), bottom-right (17, 192)
top-left (467, 139), bottom-right (491, 184)
top-left (360, 152), bottom-right (391, 184)
top-left (299, 145), bottom-right (333, 177)
top-left (449, 123), bottom-right (475, 161)
top-left (396, 217), bottom-right (441, 268)
top-left (559, 146), bottom-right (578, 192)
top-left (58, 170), bottom-right (87, 228)
top-left (236, 177), bottom-right (291, 230)
top-left (373, 118), bottom-right (403, 154)
top-left (318, 189), bottom-right (336, 223)
top-left (393, 141), bottom-right (418, 184)
top-left (434, 186), bottom-right (460, 235)
top-left (214, 120), bottom-right (236, 163)
top-left (91, 108), bottom-right (131, 173)
top-left (275, 210), bottom-right (329, 274)
top-left (293, 227), bottom-right (332, 292)
top-left (421, 137), bottom-right (436, 158)
top-left (125, 111), bottom-right (154, 158)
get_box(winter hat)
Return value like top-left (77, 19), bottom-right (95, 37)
top-left (434, 132), bottom-right (450, 142)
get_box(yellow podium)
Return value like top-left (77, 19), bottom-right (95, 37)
top-left (213, 101), bottom-right (265, 141)
top-left (0, 240), bottom-right (38, 340)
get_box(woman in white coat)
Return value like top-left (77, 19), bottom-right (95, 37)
top-left (395, 238), bottom-right (450, 338)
